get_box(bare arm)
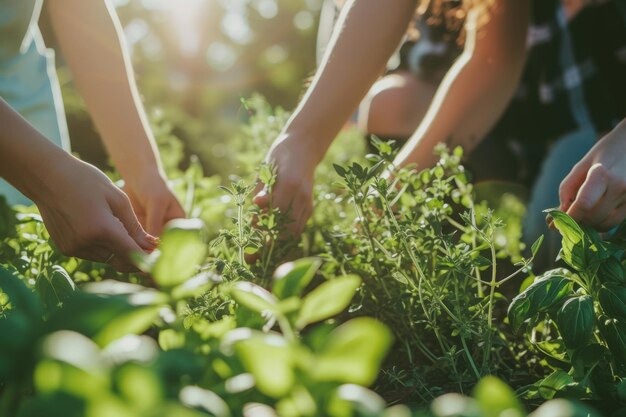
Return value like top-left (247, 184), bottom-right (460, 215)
top-left (0, 98), bottom-right (154, 271)
top-left (46, 0), bottom-right (184, 235)
top-left (255, 0), bottom-right (418, 238)
top-left (393, 0), bottom-right (529, 169)
top-left (280, 0), bottom-right (418, 162)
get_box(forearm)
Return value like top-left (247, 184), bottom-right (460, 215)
top-left (284, 0), bottom-right (417, 162)
top-left (0, 98), bottom-right (69, 201)
top-left (47, 0), bottom-right (163, 183)
top-left (394, 0), bottom-right (529, 169)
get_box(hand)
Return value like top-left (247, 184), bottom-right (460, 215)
top-left (124, 173), bottom-right (186, 237)
top-left (253, 133), bottom-right (318, 239)
top-left (559, 121), bottom-right (626, 231)
top-left (34, 155), bottom-right (157, 272)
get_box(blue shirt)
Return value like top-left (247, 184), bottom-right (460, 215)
top-left (0, 0), bottom-right (70, 205)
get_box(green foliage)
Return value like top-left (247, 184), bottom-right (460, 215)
top-left (512, 209), bottom-right (626, 409)
top-left (3, 97), bottom-right (625, 416)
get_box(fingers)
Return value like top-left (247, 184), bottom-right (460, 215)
top-left (108, 190), bottom-right (158, 253)
top-left (101, 218), bottom-right (147, 271)
top-left (566, 163), bottom-right (608, 222)
top-left (144, 193), bottom-right (185, 237)
top-left (69, 216), bottom-right (144, 272)
top-left (598, 203), bottom-right (626, 232)
top-left (145, 200), bottom-right (167, 238)
top-left (559, 160), bottom-right (589, 212)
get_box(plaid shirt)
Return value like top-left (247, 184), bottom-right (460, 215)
top-left (492, 0), bottom-right (626, 153)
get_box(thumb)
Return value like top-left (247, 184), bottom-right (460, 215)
top-left (566, 163), bottom-right (608, 222)
top-left (109, 191), bottom-right (157, 251)
top-left (253, 184), bottom-right (270, 209)
top-left (105, 220), bottom-right (147, 272)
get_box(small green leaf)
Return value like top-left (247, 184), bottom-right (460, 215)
top-left (556, 295), bottom-right (594, 348)
top-left (272, 258), bottom-right (321, 299)
top-left (333, 164), bottom-right (347, 178)
top-left (296, 275), bottom-right (361, 329)
top-left (531, 235), bottom-right (545, 258)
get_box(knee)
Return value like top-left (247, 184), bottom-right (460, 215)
top-left (361, 73), bottom-right (436, 139)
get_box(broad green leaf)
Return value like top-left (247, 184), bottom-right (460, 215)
top-left (272, 258), bottom-right (321, 299)
top-left (597, 257), bottom-right (626, 284)
top-left (227, 329), bottom-right (295, 398)
top-left (230, 282), bottom-right (278, 314)
top-left (39, 331), bottom-right (103, 373)
top-left (36, 266), bottom-right (77, 315)
top-left (113, 362), bottom-right (163, 412)
top-left (473, 376), bottom-right (524, 417)
top-left (507, 296), bottom-right (531, 333)
top-left (48, 293), bottom-right (160, 348)
top-left (534, 339), bottom-right (568, 363)
top-left (159, 329), bottom-right (185, 350)
top-left (0, 266), bottom-right (41, 319)
top-left (333, 385), bottom-right (386, 415)
top-left (598, 284), bottom-right (626, 321)
top-left (556, 295), bottom-right (594, 348)
top-left (508, 274), bottom-right (573, 332)
top-left (571, 343), bottom-right (608, 379)
top-left (537, 370), bottom-right (575, 399)
top-left (171, 272), bottom-right (218, 301)
top-left (313, 317), bottom-right (392, 385)
top-left (180, 386), bottom-right (231, 417)
top-left (152, 219), bottom-right (207, 288)
top-left (296, 275), bottom-right (361, 329)
top-left (546, 210), bottom-right (606, 272)
top-left (598, 318), bottom-right (626, 373)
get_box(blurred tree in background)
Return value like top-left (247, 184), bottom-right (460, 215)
top-left (40, 0), bottom-right (323, 176)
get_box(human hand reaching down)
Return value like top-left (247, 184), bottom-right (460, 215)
top-left (559, 120), bottom-right (626, 231)
top-left (34, 154), bottom-right (158, 272)
top-left (124, 172), bottom-right (185, 237)
top-left (252, 133), bottom-right (318, 240)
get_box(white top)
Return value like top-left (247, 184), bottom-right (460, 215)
top-left (0, 0), bottom-right (70, 205)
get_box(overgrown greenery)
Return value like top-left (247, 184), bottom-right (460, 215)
top-left (1, 98), bottom-right (623, 416)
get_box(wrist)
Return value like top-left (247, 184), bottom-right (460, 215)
top-left (280, 127), bottom-right (332, 167)
top-left (121, 163), bottom-right (168, 193)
